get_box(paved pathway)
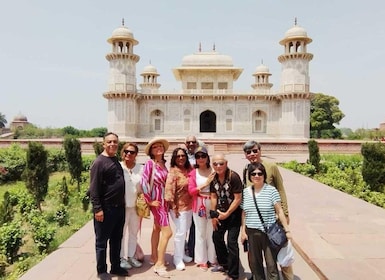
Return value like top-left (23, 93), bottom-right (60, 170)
top-left (19, 153), bottom-right (385, 279)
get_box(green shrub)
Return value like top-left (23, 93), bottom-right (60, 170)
top-left (23, 142), bottom-right (49, 211)
top-left (361, 142), bottom-right (385, 192)
top-left (47, 149), bottom-right (67, 173)
top-left (28, 212), bottom-right (56, 254)
top-left (63, 137), bottom-right (82, 192)
top-left (0, 254), bottom-right (8, 277)
top-left (12, 189), bottom-right (36, 216)
top-left (280, 160), bottom-right (317, 177)
top-left (59, 176), bottom-right (69, 206)
top-left (93, 140), bottom-right (103, 156)
top-left (81, 188), bottom-right (90, 212)
top-left (0, 144), bottom-right (26, 183)
top-left (0, 192), bottom-right (15, 225)
top-left (54, 205), bottom-right (69, 227)
top-left (82, 154), bottom-right (96, 171)
top-left (0, 221), bottom-right (24, 263)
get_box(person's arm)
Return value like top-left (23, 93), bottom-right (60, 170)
top-left (89, 158), bottom-right (104, 222)
top-left (241, 210), bottom-right (247, 243)
top-left (187, 169), bottom-right (199, 196)
top-left (210, 183), bottom-right (220, 231)
top-left (140, 160), bottom-right (159, 207)
top-left (271, 164), bottom-right (290, 223)
top-left (140, 161), bottom-right (151, 199)
top-left (164, 170), bottom-right (176, 203)
top-left (217, 193), bottom-right (241, 220)
top-left (274, 202), bottom-right (292, 240)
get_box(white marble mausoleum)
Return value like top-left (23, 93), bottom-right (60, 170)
top-left (103, 20), bottom-right (313, 140)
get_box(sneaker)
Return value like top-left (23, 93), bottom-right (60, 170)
top-left (110, 267), bottom-right (129, 276)
top-left (97, 272), bottom-right (112, 280)
top-left (211, 264), bottom-right (225, 273)
top-left (128, 257), bottom-right (143, 268)
top-left (174, 261), bottom-right (186, 271)
top-left (120, 258), bottom-right (132, 270)
top-left (182, 255), bottom-right (193, 263)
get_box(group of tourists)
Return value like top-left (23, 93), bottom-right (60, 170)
top-left (89, 132), bottom-right (293, 280)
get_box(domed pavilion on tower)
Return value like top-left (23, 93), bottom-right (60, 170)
top-left (103, 20), bottom-right (313, 140)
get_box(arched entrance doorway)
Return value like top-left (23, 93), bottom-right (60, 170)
top-left (200, 110), bottom-right (216, 132)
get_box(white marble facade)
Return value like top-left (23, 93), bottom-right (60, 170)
top-left (103, 20), bottom-right (313, 140)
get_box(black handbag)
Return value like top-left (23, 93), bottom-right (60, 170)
top-left (251, 186), bottom-right (287, 250)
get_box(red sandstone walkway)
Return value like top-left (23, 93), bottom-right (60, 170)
top-left (18, 153), bottom-right (385, 279)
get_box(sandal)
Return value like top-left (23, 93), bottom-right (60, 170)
top-left (150, 260), bottom-right (170, 266)
top-left (198, 263), bottom-right (208, 272)
top-left (154, 266), bottom-right (171, 278)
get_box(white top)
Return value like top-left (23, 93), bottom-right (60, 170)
top-left (121, 162), bottom-right (143, 208)
top-left (196, 169), bottom-right (210, 193)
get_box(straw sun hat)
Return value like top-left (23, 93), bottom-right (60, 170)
top-left (144, 137), bottom-right (169, 156)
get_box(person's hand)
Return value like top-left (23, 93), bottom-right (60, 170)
top-left (149, 200), bottom-right (161, 207)
top-left (206, 172), bottom-right (216, 184)
top-left (212, 218), bottom-right (221, 231)
top-left (285, 231), bottom-right (293, 240)
top-left (95, 210), bottom-right (104, 222)
top-left (240, 232), bottom-right (248, 243)
top-left (217, 210), bottom-right (228, 220)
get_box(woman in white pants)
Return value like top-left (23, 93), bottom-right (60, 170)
top-left (119, 143), bottom-right (143, 269)
top-left (165, 148), bottom-right (194, 271)
top-left (188, 146), bottom-right (217, 271)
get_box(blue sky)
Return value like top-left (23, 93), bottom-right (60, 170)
top-left (1, 0), bottom-right (384, 130)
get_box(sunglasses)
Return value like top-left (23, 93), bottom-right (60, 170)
top-left (176, 154), bottom-right (186, 158)
top-left (195, 153), bottom-right (208, 159)
top-left (186, 141), bottom-right (197, 144)
top-left (213, 161), bottom-right (225, 167)
top-left (245, 149), bottom-right (259, 155)
top-left (250, 171), bottom-right (264, 177)
top-left (124, 150), bottom-right (136, 155)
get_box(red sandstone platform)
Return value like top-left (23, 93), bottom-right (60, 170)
top-left (18, 153), bottom-right (385, 279)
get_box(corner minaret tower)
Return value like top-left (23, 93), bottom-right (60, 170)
top-left (139, 63), bottom-right (161, 93)
top-left (278, 19), bottom-right (313, 93)
top-left (277, 20), bottom-right (313, 139)
top-left (251, 61), bottom-right (273, 94)
top-left (103, 19), bottom-right (140, 136)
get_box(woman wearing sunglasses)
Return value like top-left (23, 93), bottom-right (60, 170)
top-left (119, 143), bottom-right (144, 270)
top-left (165, 147), bottom-right (194, 271)
top-left (240, 162), bottom-right (292, 280)
top-left (188, 146), bottom-right (217, 271)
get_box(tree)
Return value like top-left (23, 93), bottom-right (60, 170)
top-left (90, 127), bottom-right (107, 137)
top-left (23, 142), bottom-right (49, 211)
top-left (308, 139), bottom-right (320, 172)
top-left (361, 142), bottom-right (385, 192)
top-left (63, 137), bottom-right (83, 192)
top-left (62, 126), bottom-right (79, 136)
top-left (0, 113), bottom-right (7, 128)
top-left (310, 93), bottom-right (345, 139)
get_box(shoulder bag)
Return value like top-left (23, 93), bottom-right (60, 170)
top-left (136, 161), bottom-right (155, 219)
top-left (251, 186), bottom-right (287, 250)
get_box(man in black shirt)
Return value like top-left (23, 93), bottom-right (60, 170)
top-left (90, 132), bottom-right (128, 279)
top-left (210, 153), bottom-right (243, 280)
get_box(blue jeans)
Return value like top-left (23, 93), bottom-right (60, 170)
top-left (94, 206), bottom-right (125, 274)
top-left (212, 207), bottom-right (242, 279)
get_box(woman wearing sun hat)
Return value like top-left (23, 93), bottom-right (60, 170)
top-left (140, 137), bottom-right (172, 277)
